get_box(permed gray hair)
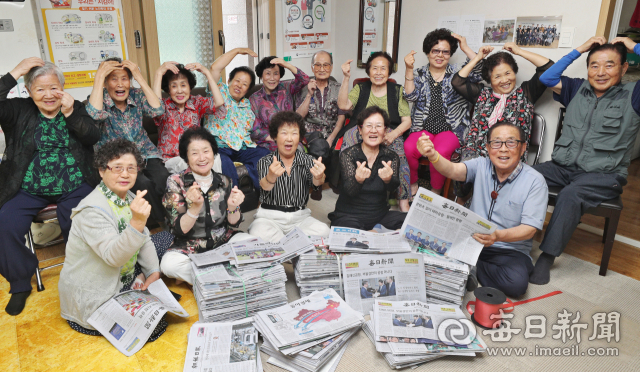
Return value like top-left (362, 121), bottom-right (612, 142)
top-left (311, 50), bottom-right (333, 68)
top-left (24, 62), bottom-right (65, 91)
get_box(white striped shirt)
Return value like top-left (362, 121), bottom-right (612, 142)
top-left (257, 149), bottom-right (320, 207)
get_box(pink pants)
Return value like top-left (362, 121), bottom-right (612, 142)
top-left (404, 130), bottom-right (460, 189)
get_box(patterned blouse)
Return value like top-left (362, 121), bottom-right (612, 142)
top-left (162, 168), bottom-right (242, 255)
top-left (154, 96), bottom-right (223, 159)
top-left (22, 112), bottom-right (83, 195)
top-left (204, 79), bottom-right (257, 151)
top-left (404, 60), bottom-right (483, 144)
top-left (87, 88), bottom-right (165, 159)
top-left (250, 69), bottom-right (310, 151)
top-left (294, 78), bottom-right (348, 138)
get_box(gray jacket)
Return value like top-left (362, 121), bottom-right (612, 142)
top-left (58, 186), bottom-right (159, 329)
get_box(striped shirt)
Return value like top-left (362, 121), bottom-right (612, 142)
top-left (257, 149), bottom-right (320, 208)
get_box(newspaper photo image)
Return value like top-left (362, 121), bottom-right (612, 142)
top-left (183, 318), bottom-right (261, 372)
top-left (231, 227), bottom-right (315, 267)
top-left (328, 227), bottom-right (411, 253)
top-left (87, 280), bottom-right (189, 356)
top-left (341, 253), bottom-right (426, 315)
top-left (400, 187), bottom-right (497, 265)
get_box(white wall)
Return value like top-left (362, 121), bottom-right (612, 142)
top-left (0, 1), bottom-right (42, 75)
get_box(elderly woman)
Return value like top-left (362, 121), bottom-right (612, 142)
top-left (152, 61), bottom-right (224, 169)
top-left (452, 42), bottom-right (553, 162)
top-left (58, 139), bottom-right (166, 340)
top-left (161, 127), bottom-right (252, 285)
top-left (337, 52), bottom-right (412, 212)
top-left (328, 106), bottom-right (406, 230)
top-left (249, 111), bottom-right (330, 242)
top-left (0, 58), bottom-right (99, 316)
top-left (403, 29), bottom-right (482, 197)
top-left (250, 56), bottom-right (310, 151)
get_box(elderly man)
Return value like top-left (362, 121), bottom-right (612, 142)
top-left (530, 36), bottom-right (640, 285)
top-left (418, 122), bottom-right (548, 297)
top-left (296, 51), bottom-right (347, 192)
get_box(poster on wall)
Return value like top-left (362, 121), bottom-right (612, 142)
top-left (515, 16), bottom-right (562, 49)
top-left (482, 19), bottom-right (515, 45)
top-left (35, 0), bottom-right (127, 88)
top-left (360, 0), bottom-right (384, 63)
top-left (437, 14), bottom-right (485, 54)
top-left (283, 0), bottom-right (332, 60)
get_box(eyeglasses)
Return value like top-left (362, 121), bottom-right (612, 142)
top-left (430, 49), bottom-right (451, 56)
top-left (363, 124), bottom-right (385, 131)
top-left (488, 139), bottom-right (525, 149)
top-left (313, 63), bottom-right (332, 70)
top-left (105, 165), bottom-right (140, 174)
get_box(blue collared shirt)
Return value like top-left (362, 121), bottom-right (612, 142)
top-left (464, 157), bottom-right (548, 258)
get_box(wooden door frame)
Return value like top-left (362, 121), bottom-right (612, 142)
top-left (597, 0), bottom-right (618, 38)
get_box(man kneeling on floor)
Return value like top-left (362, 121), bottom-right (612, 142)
top-left (417, 122), bottom-right (548, 297)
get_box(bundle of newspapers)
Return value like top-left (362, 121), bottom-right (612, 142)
top-left (191, 262), bottom-right (288, 322)
top-left (422, 251), bottom-right (469, 306)
top-left (294, 236), bottom-right (346, 298)
top-left (255, 289), bottom-right (364, 372)
top-left (183, 318), bottom-right (263, 372)
top-left (328, 227), bottom-right (411, 253)
top-left (363, 300), bottom-right (487, 369)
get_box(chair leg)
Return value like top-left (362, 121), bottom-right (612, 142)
top-left (26, 231), bottom-right (45, 292)
top-left (602, 218), bottom-right (609, 244)
top-left (599, 213), bottom-right (620, 276)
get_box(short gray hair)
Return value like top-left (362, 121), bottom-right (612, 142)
top-left (24, 62), bottom-right (65, 90)
top-left (311, 50), bottom-right (333, 67)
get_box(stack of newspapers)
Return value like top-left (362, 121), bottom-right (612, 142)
top-left (422, 252), bottom-right (469, 306)
top-left (363, 300), bottom-right (486, 369)
top-left (255, 289), bottom-right (364, 372)
top-left (183, 318), bottom-right (263, 372)
top-left (191, 262), bottom-right (288, 322)
top-left (294, 237), bottom-right (346, 298)
top-left (328, 227), bottom-right (411, 253)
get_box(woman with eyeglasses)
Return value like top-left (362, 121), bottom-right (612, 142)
top-left (403, 29), bottom-right (482, 197)
top-left (328, 106), bottom-right (406, 230)
top-left (59, 139), bottom-right (168, 340)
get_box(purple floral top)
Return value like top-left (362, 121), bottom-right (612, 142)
top-left (249, 68), bottom-right (309, 151)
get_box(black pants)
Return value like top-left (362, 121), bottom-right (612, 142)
top-left (329, 210), bottom-right (407, 231)
top-left (132, 158), bottom-right (169, 224)
top-left (477, 247), bottom-right (534, 298)
top-left (533, 161), bottom-right (625, 257)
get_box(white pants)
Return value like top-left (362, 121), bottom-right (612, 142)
top-left (160, 232), bottom-right (254, 285)
top-left (248, 207), bottom-right (330, 243)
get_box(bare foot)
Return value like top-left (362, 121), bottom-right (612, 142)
top-left (176, 279), bottom-right (184, 285)
top-left (411, 183), bottom-right (419, 196)
top-left (399, 199), bottom-right (410, 212)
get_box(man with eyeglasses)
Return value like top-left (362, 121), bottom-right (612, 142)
top-left (417, 122), bottom-right (548, 297)
top-left (296, 51), bottom-right (347, 193)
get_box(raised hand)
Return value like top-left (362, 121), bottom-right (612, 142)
top-left (451, 33), bottom-right (468, 50)
top-left (310, 157), bottom-right (326, 180)
top-left (10, 57), bottom-right (45, 80)
top-left (267, 155), bottom-right (286, 181)
top-left (130, 190), bottom-right (151, 225)
top-left (342, 59), bottom-right (353, 78)
top-left (404, 51), bottom-right (417, 69)
top-left (477, 45), bottom-right (494, 59)
top-left (237, 48), bottom-right (258, 58)
top-left (576, 36), bottom-right (607, 54)
top-left (307, 79), bottom-right (317, 95)
top-left (378, 160), bottom-right (394, 182)
top-left (96, 60), bottom-right (122, 80)
top-left (121, 60), bottom-right (143, 81)
top-left (502, 42), bottom-right (521, 55)
top-left (611, 36), bottom-right (637, 53)
top-left (227, 186), bottom-right (245, 210)
top-left (355, 161), bottom-right (371, 183)
top-left (185, 62), bottom-right (208, 74)
top-left (158, 61), bottom-right (180, 75)
top-left (185, 182), bottom-right (204, 208)
top-left (54, 91), bottom-right (75, 117)
top-left (417, 133), bottom-right (437, 159)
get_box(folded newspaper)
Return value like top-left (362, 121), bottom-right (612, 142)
top-left (253, 289), bottom-right (364, 355)
top-left (341, 253), bottom-right (426, 315)
top-left (189, 237), bottom-right (264, 267)
top-left (421, 251), bottom-right (469, 306)
top-left (231, 227), bottom-right (315, 270)
top-left (400, 187), bottom-right (497, 265)
top-left (328, 227), bottom-right (411, 253)
top-left (87, 280), bottom-right (189, 356)
top-left (192, 262), bottom-right (288, 322)
top-left (183, 318), bottom-right (263, 372)
top-left (294, 236), bottom-right (347, 298)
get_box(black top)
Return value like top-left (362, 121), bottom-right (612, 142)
top-left (423, 73), bottom-right (450, 135)
top-left (333, 144), bottom-right (400, 218)
top-left (0, 73), bottom-right (100, 209)
top-left (451, 60), bottom-right (554, 105)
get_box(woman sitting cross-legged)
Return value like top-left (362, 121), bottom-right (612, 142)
top-left (59, 139), bottom-right (167, 340)
top-left (249, 111), bottom-right (331, 242)
top-left (328, 106), bottom-right (407, 230)
top-left (160, 127), bottom-right (253, 285)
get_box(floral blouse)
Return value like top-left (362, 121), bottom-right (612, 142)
top-left (250, 68), bottom-right (309, 151)
top-left (162, 168), bottom-right (242, 255)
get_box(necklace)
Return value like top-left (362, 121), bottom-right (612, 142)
top-left (429, 69), bottom-right (446, 86)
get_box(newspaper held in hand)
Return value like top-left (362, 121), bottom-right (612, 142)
top-left (400, 187), bottom-right (497, 265)
top-left (328, 227), bottom-right (411, 253)
top-left (231, 227), bottom-right (315, 269)
top-left (87, 279), bottom-right (189, 356)
top-left (183, 318), bottom-right (262, 372)
top-left (341, 253), bottom-right (426, 315)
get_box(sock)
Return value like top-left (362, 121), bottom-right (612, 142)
top-left (529, 252), bottom-right (556, 285)
top-left (5, 290), bottom-right (32, 316)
